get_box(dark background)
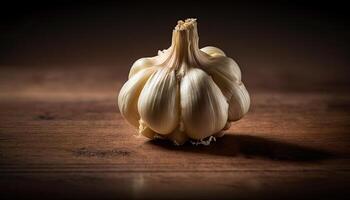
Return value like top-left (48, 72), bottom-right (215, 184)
top-left (1, 1), bottom-right (350, 199)
top-left (1, 0), bottom-right (349, 93)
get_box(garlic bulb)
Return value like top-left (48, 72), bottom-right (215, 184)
top-left (118, 18), bottom-right (250, 145)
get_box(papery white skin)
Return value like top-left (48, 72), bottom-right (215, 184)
top-left (118, 18), bottom-right (250, 145)
top-left (180, 68), bottom-right (228, 139)
top-left (138, 68), bottom-right (179, 134)
top-left (118, 67), bottom-right (157, 127)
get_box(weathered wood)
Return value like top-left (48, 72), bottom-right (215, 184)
top-left (0, 66), bottom-right (349, 199)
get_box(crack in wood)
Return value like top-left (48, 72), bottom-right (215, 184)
top-left (71, 147), bottom-right (131, 158)
top-left (36, 112), bottom-right (56, 120)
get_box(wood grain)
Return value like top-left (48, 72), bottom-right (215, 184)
top-left (0, 66), bottom-right (349, 199)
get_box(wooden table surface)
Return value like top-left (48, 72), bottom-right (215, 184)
top-left (0, 64), bottom-right (349, 199)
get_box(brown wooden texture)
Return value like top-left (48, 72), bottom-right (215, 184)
top-left (0, 66), bottom-right (350, 199)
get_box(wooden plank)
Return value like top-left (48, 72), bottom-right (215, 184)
top-left (0, 66), bottom-right (350, 199)
top-left (1, 171), bottom-right (349, 199)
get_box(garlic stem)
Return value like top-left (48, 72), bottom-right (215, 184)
top-left (163, 18), bottom-right (202, 72)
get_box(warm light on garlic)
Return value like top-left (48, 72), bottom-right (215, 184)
top-left (118, 18), bottom-right (250, 145)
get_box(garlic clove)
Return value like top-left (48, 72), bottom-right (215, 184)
top-left (129, 48), bottom-right (173, 79)
top-left (128, 57), bottom-right (157, 79)
top-left (180, 68), bottom-right (228, 139)
top-left (138, 68), bottom-right (179, 134)
top-left (199, 56), bottom-right (241, 100)
top-left (139, 119), bottom-right (158, 139)
top-left (228, 82), bottom-right (250, 121)
top-left (118, 67), bottom-right (156, 127)
top-left (201, 46), bottom-right (226, 57)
